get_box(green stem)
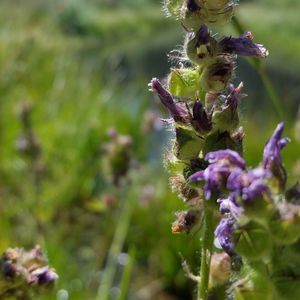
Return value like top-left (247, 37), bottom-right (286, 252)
top-left (198, 206), bottom-right (215, 300)
top-left (96, 190), bottom-right (134, 300)
top-left (117, 247), bottom-right (136, 300)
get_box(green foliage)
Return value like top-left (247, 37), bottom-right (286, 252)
top-left (0, 0), bottom-right (299, 299)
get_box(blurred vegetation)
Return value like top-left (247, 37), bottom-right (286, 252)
top-left (0, 0), bottom-right (299, 299)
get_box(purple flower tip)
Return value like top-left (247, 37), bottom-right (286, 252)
top-left (189, 170), bottom-right (204, 182)
top-left (220, 31), bottom-right (269, 58)
top-left (205, 149), bottom-right (246, 169)
top-left (150, 78), bottom-right (189, 123)
top-left (224, 82), bottom-right (245, 110)
top-left (191, 100), bottom-right (212, 133)
top-left (227, 168), bottom-right (270, 202)
top-left (31, 267), bottom-right (58, 285)
top-left (263, 122), bottom-right (290, 170)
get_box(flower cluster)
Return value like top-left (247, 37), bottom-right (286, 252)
top-left (0, 245), bottom-right (58, 299)
top-left (189, 123), bottom-right (292, 255)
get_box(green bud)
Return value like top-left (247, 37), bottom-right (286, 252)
top-left (200, 57), bottom-right (233, 92)
top-left (181, 1), bottom-right (234, 31)
top-left (209, 252), bottom-right (231, 287)
top-left (212, 108), bottom-right (239, 133)
top-left (174, 127), bottom-right (204, 160)
top-left (168, 68), bottom-right (201, 98)
top-left (234, 221), bottom-right (272, 261)
top-left (185, 31), bottom-right (218, 67)
top-left (163, 0), bottom-right (182, 18)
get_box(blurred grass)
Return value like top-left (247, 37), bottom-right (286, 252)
top-left (0, 0), bottom-right (299, 299)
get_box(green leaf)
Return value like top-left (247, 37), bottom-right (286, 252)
top-left (168, 68), bottom-right (201, 98)
top-left (174, 126), bottom-right (204, 160)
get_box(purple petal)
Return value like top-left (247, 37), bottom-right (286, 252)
top-left (220, 31), bottom-right (269, 58)
top-left (205, 149), bottom-right (246, 169)
top-left (215, 218), bottom-right (235, 254)
top-left (150, 78), bottom-right (189, 123)
top-left (222, 82), bottom-right (245, 112)
top-left (242, 180), bottom-right (270, 202)
top-left (218, 195), bottom-right (242, 218)
top-left (263, 122), bottom-right (289, 169)
top-left (189, 170), bottom-right (205, 182)
top-left (195, 25), bottom-right (209, 45)
top-left (191, 100), bottom-right (212, 133)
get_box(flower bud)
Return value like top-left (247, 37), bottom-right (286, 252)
top-left (209, 252), bottom-right (231, 287)
top-left (169, 175), bottom-right (200, 204)
top-left (191, 100), bottom-right (212, 134)
top-left (263, 122), bottom-right (290, 193)
top-left (234, 221), bottom-right (272, 261)
top-left (200, 57), bottom-right (233, 92)
top-left (185, 25), bottom-right (218, 66)
top-left (150, 78), bottom-right (189, 123)
top-left (172, 209), bottom-right (202, 234)
top-left (181, 0), bottom-right (235, 31)
top-left (212, 83), bottom-right (244, 133)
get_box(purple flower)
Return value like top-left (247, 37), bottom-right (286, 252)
top-left (30, 267), bottom-right (58, 285)
top-left (219, 31), bottom-right (269, 58)
top-left (191, 100), bottom-right (212, 134)
top-left (215, 218), bottom-right (235, 254)
top-left (218, 195), bottom-right (242, 218)
top-left (227, 168), bottom-right (271, 202)
top-left (205, 150), bottom-right (245, 169)
top-left (150, 78), bottom-right (189, 123)
top-left (222, 82), bottom-right (245, 113)
top-left (189, 150), bottom-right (245, 199)
top-left (263, 122), bottom-right (290, 170)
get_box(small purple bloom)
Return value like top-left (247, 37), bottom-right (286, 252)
top-left (205, 149), bottom-right (246, 169)
top-left (150, 78), bottom-right (189, 123)
top-left (263, 122), bottom-right (290, 170)
top-left (190, 149), bottom-right (246, 199)
top-left (218, 195), bottom-right (242, 218)
top-left (189, 165), bottom-right (231, 199)
top-left (222, 82), bottom-right (245, 113)
top-left (220, 31), bottom-right (269, 58)
top-left (215, 218), bottom-right (235, 254)
top-left (31, 267), bottom-right (58, 285)
top-left (227, 168), bottom-right (271, 202)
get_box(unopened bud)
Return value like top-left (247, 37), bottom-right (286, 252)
top-left (200, 57), bottom-right (233, 92)
top-left (209, 252), bottom-right (231, 287)
top-left (172, 210), bottom-right (202, 234)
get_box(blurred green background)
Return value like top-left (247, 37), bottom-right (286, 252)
top-left (0, 0), bottom-right (299, 299)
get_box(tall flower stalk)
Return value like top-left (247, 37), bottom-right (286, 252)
top-left (150, 1), bottom-right (300, 299)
